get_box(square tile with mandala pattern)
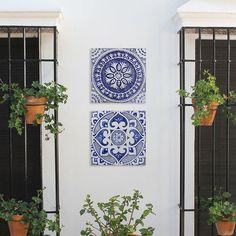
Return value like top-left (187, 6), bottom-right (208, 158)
top-left (91, 48), bottom-right (146, 103)
top-left (91, 111), bottom-right (146, 166)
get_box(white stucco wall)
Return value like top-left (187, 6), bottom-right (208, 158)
top-left (0, 0), bottom-right (190, 235)
top-left (57, 0), bottom-right (187, 235)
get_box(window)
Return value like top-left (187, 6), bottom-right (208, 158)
top-left (0, 27), bottom-right (59, 235)
top-left (179, 28), bottom-right (236, 236)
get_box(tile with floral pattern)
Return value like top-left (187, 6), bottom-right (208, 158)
top-left (91, 48), bottom-right (146, 103)
top-left (91, 111), bottom-right (146, 166)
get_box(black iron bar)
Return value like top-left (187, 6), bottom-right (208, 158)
top-left (211, 28), bottom-right (216, 236)
top-left (181, 59), bottom-right (234, 63)
top-left (8, 27), bottom-right (13, 198)
top-left (179, 28), bottom-right (186, 236)
top-left (183, 26), bottom-right (236, 30)
top-left (199, 29), bottom-right (202, 82)
top-left (179, 104), bottom-right (193, 107)
top-left (212, 28), bottom-right (216, 192)
top-left (177, 26), bottom-right (236, 34)
top-left (196, 126), bottom-right (201, 236)
top-left (46, 210), bottom-right (60, 214)
top-left (53, 27), bottom-right (60, 236)
top-left (23, 27), bottom-right (28, 200)
top-left (226, 29), bottom-right (230, 192)
top-left (196, 27), bottom-right (202, 236)
top-left (179, 28), bottom-right (182, 236)
top-left (0, 25), bottom-right (56, 28)
top-left (181, 208), bottom-right (199, 212)
top-left (0, 59), bottom-right (56, 62)
top-left (38, 27), bottom-right (44, 211)
top-left (180, 103), bottom-right (236, 107)
top-left (179, 28), bottom-right (183, 236)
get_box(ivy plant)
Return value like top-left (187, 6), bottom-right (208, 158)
top-left (221, 90), bottom-right (236, 124)
top-left (200, 188), bottom-right (236, 224)
top-left (0, 80), bottom-right (68, 140)
top-left (177, 70), bottom-right (225, 126)
top-left (80, 190), bottom-right (155, 236)
top-left (0, 189), bottom-right (61, 236)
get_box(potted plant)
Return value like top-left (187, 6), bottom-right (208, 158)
top-left (177, 70), bottom-right (225, 126)
top-left (0, 189), bottom-right (61, 236)
top-left (0, 80), bottom-right (68, 140)
top-left (201, 189), bottom-right (236, 236)
top-left (80, 190), bottom-right (155, 236)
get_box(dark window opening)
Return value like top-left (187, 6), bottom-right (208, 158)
top-left (179, 28), bottom-right (236, 236)
top-left (0, 27), bottom-right (59, 236)
top-left (195, 39), bottom-right (236, 236)
top-left (0, 37), bottom-right (41, 235)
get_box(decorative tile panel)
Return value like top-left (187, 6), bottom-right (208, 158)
top-left (91, 111), bottom-right (146, 166)
top-left (91, 48), bottom-right (146, 103)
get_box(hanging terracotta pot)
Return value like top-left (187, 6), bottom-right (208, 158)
top-left (192, 99), bottom-right (219, 126)
top-left (215, 220), bottom-right (236, 236)
top-left (8, 215), bottom-right (29, 236)
top-left (25, 96), bottom-right (47, 124)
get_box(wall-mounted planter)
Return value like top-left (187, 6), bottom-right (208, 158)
top-left (192, 100), bottom-right (219, 126)
top-left (215, 220), bottom-right (236, 236)
top-left (25, 96), bottom-right (47, 124)
top-left (0, 191), bottom-right (61, 235)
top-left (0, 80), bottom-right (68, 139)
top-left (177, 71), bottom-right (225, 127)
top-left (8, 215), bottom-right (29, 236)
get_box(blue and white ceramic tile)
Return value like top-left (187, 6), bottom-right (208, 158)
top-left (91, 111), bottom-right (146, 166)
top-left (91, 48), bottom-right (146, 103)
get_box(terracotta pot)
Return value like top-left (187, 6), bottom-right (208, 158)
top-left (25, 96), bottom-right (47, 124)
top-left (192, 99), bottom-right (219, 126)
top-left (215, 220), bottom-right (236, 236)
top-left (8, 215), bottom-right (29, 236)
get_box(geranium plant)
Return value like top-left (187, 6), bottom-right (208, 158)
top-left (80, 190), bottom-right (155, 236)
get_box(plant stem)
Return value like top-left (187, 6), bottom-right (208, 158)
top-left (128, 199), bottom-right (138, 226)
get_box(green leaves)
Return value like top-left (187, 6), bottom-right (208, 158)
top-left (200, 188), bottom-right (236, 224)
top-left (177, 70), bottom-right (224, 126)
top-left (177, 89), bottom-right (190, 98)
top-left (0, 189), bottom-right (61, 235)
top-left (80, 190), bottom-right (155, 236)
top-left (220, 90), bottom-right (236, 125)
top-left (139, 227), bottom-right (155, 236)
top-left (0, 80), bottom-right (68, 140)
top-left (222, 192), bottom-right (231, 199)
top-left (178, 70), bottom-right (236, 125)
top-left (80, 209), bottom-right (86, 215)
top-left (208, 200), bottom-right (236, 224)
